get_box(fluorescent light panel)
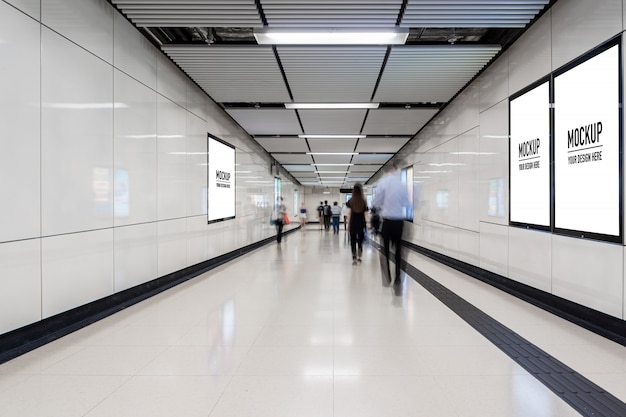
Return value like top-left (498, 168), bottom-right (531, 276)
top-left (307, 152), bottom-right (358, 155)
top-left (299, 135), bottom-right (365, 139)
top-left (254, 28), bottom-right (408, 45)
top-left (285, 103), bottom-right (379, 109)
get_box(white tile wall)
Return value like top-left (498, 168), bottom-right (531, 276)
top-left (113, 12), bottom-right (157, 90)
top-left (478, 101), bottom-right (509, 225)
top-left (41, 27), bottom-right (114, 236)
top-left (42, 0), bottom-right (114, 64)
top-left (457, 128), bottom-right (480, 233)
top-left (113, 69), bottom-right (158, 227)
top-left (157, 95), bottom-right (188, 221)
top-left (508, 10), bottom-right (552, 95)
top-left (552, 235), bottom-right (623, 318)
top-left (157, 218), bottom-right (188, 277)
top-left (508, 228), bottom-right (552, 292)
top-left (42, 229), bottom-right (114, 318)
top-left (479, 52), bottom-right (509, 113)
top-left (4, 0), bottom-right (40, 20)
top-left (114, 223), bottom-right (158, 292)
top-left (0, 2), bottom-right (41, 243)
top-left (458, 228), bottom-right (480, 268)
top-left (551, 0), bottom-right (622, 71)
top-left (479, 221), bottom-right (509, 278)
top-left (186, 112), bottom-right (208, 217)
top-left (156, 53), bottom-right (187, 109)
top-left (452, 83), bottom-right (480, 136)
top-left (0, 240), bottom-right (41, 334)
top-left (186, 216), bottom-right (209, 267)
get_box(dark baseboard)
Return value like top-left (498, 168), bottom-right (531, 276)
top-left (402, 240), bottom-right (626, 347)
top-left (0, 227), bottom-right (299, 365)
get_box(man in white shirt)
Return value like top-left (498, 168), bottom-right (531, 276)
top-left (372, 164), bottom-right (409, 289)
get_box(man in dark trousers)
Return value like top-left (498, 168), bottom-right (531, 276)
top-left (372, 164), bottom-right (409, 291)
top-left (317, 201), bottom-right (324, 230)
top-left (323, 200), bottom-right (332, 231)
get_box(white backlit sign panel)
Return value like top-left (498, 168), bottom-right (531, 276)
top-left (208, 134), bottom-right (235, 223)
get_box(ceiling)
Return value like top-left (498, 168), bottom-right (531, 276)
top-left (110, 0), bottom-right (554, 187)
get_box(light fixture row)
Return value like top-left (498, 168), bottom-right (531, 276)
top-left (254, 28), bottom-right (409, 45)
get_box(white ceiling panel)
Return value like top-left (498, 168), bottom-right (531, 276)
top-left (255, 137), bottom-right (309, 153)
top-left (362, 108), bottom-right (438, 135)
top-left (283, 164), bottom-right (315, 172)
top-left (315, 166), bottom-right (349, 173)
top-left (111, 0), bottom-right (263, 27)
top-left (312, 155), bottom-right (353, 165)
top-left (262, 0), bottom-right (403, 28)
top-left (351, 165), bottom-right (382, 173)
top-left (356, 137), bottom-right (410, 153)
top-left (307, 138), bottom-right (358, 153)
top-left (163, 46), bottom-right (291, 102)
top-left (272, 154), bottom-right (314, 164)
top-left (374, 46), bottom-right (501, 103)
top-left (352, 154), bottom-right (393, 164)
top-left (299, 109), bottom-right (366, 134)
top-left (225, 109), bottom-right (302, 135)
top-left (277, 46), bottom-right (387, 102)
top-left (400, 0), bottom-right (550, 28)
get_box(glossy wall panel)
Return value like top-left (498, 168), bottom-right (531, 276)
top-left (0, 240), bottom-right (41, 334)
top-left (186, 216), bottom-right (208, 267)
top-left (112, 12), bottom-right (157, 90)
top-left (113, 69), bottom-right (158, 227)
top-left (41, 27), bottom-right (114, 236)
top-left (457, 128), bottom-right (480, 232)
top-left (42, 0), bottom-right (114, 64)
top-left (4, 0), bottom-right (40, 20)
top-left (508, 10), bottom-right (552, 94)
top-left (156, 53), bottom-right (187, 109)
top-left (479, 221), bottom-right (509, 278)
top-left (478, 101), bottom-right (509, 225)
top-left (114, 223), bottom-right (158, 292)
top-left (479, 52), bottom-right (509, 112)
top-left (0, 2), bottom-right (41, 243)
top-left (157, 218), bottom-right (188, 277)
top-left (186, 112), bottom-right (208, 217)
top-left (458, 229), bottom-right (480, 268)
top-left (508, 228), bottom-right (552, 293)
top-left (552, 235), bottom-right (623, 318)
top-left (157, 95), bottom-right (187, 221)
top-left (551, 0), bottom-right (622, 71)
top-left (41, 229), bottom-right (114, 318)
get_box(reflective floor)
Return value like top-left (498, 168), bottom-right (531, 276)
top-left (0, 227), bottom-right (625, 416)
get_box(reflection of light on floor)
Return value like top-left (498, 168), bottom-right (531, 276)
top-left (303, 367), bottom-right (334, 376)
top-left (512, 373), bottom-right (554, 417)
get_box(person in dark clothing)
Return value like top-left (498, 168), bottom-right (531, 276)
top-left (346, 184), bottom-right (368, 265)
top-left (323, 200), bottom-right (332, 231)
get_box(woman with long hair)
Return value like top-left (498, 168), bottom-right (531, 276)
top-left (346, 183), bottom-right (368, 265)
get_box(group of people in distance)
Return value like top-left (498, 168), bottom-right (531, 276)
top-left (273, 164), bottom-right (409, 291)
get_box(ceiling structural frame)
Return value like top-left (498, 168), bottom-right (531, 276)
top-left (110, 0), bottom-right (556, 188)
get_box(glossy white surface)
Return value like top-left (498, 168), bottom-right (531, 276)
top-left (157, 95), bottom-right (187, 221)
top-left (551, 0), bottom-right (622, 71)
top-left (457, 128), bottom-right (480, 232)
top-left (157, 218), bottom-right (188, 277)
top-left (0, 2), bottom-right (41, 243)
top-left (507, 228), bottom-right (552, 292)
top-left (2, 230), bottom-right (621, 417)
top-left (0, 240), bottom-right (41, 334)
top-left (4, 0), bottom-right (40, 20)
top-left (156, 53), bottom-right (187, 109)
top-left (478, 100), bottom-right (509, 225)
top-left (479, 221), bottom-right (509, 278)
top-left (478, 51), bottom-right (509, 112)
top-left (113, 69), bottom-right (158, 226)
top-left (457, 228), bottom-right (480, 267)
top-left (186, 112), bottom-right (208, 217)
top-left (508, 10), bottom-right (552, 94)
top-left (41, 27), bottom-right (114, 236)
top-left (113, 12), bottom-right (157, 90)
top-left (551, 235), bottom-right (623, 318)
top-left (186, 216), bottom-right (209, 267)
top-left (114, 223), bottom-right (158, 292)
top-left (452, 83), bottom-right (480, 136)
top-left (42, 0), bottom-right (114, 64)
top-left (187, 82), bottom-right (210, 122)
top-left (41, 229), bottom-right (114, 318)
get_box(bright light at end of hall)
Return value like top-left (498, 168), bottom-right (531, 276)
top-left (254, 28), bottom-right (408, 45)
top-left (285, 103), bottom-right (379, 109)
top-left (306, 152), bottom-right (359, 155)
top-left (299, 135), bottom-right (365, 139)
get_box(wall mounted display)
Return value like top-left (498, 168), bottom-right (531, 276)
top-left (509, 79), bottom-right (551, 229)
top-left (553, 40), bottom-right (622, 242)
top-left (207, 133), bottom-right (236, 223)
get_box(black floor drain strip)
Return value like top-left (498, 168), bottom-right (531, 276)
top-left (372, 242), bottom-right (626, 416)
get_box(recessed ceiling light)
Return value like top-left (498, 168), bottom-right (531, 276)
top-left (306, 152), bottom-right (359, 155)
top-left (299, 135), bottom-right (365, 139)
top-left (312, 164), bottom-right (354, 166)
top-left (285, 103), bottom-right (379, 109)
top-left (254, 28), bottom-right (408, 45)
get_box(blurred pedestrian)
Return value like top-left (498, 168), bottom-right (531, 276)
top-left (346, 184), bottom-right (368, 265)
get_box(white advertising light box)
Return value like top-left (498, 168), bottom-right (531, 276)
top-left (554, 43), bottom-right (621, 241)
top-left (207, 134), bottom-right (236, 223)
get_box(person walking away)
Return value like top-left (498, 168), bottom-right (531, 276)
top-left (342, 203), bottom-right (349, 230)
top-left (331, 201), bottom-right (341, 234)
top-left (275, 196), bottom-right (287, 243)
top-left (317, 201), bottom-right (324, 230)
top-left (372, 164), bottom-right (409, 288)
top-left (323, 200), bottom-right (332, 231)
top-left (299, 202), bottom-right (307, 230)
top-left (346, 184), bottom-right (368, 265)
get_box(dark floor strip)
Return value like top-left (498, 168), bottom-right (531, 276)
top-left (372, 241), bottom-right (626, 417)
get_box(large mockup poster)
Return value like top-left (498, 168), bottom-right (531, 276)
top-left (554, 43), bottom-right (621, 240)
top-left (207, 134), bottom-right (236, 223)
top-left (510, 80), bottom-right (550, 228)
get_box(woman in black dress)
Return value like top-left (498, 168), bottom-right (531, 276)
top-left (346, 183), bottom-right (368, 265)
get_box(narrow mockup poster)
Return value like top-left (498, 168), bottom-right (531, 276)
top-left (554, 43), bottom-right (620, 238)
top-left (510, 81), bottom-right (550, 227)
top-left (208, 134), bottom-right (235, 223)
